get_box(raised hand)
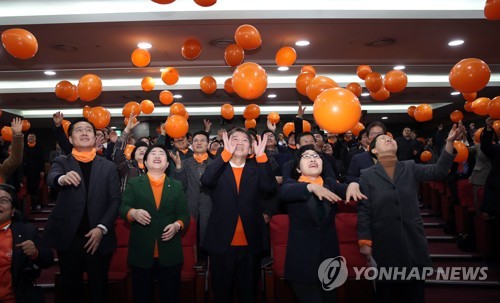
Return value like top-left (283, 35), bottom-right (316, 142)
top-left (222, 131), bottom-right (236, 154)
top-left (297, 101), bottom-right (306, 117)
top-left (108, 131), bottom-right (118, 143)
top-left (266, 120), bottom-right (276, 133)
top-left (124, 113), bottom-right (140, 133)
top-left (203, 119), bottom-right (212, 133)
top-left (53, 111), bottom-right (64, 127)
top-left (168, 150), bottom-right (182, 169)
top-left (10, 117), bottom-right (22, 135)
top-left (252, 133), bottom-right (268, 157)
top-left (446, 121), bottom-right (465, 142)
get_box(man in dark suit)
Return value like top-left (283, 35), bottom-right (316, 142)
top-left (44, 119), bottom-right (121, 303)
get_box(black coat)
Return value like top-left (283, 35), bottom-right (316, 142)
top-left (480, 129), bottom-right (500, 216)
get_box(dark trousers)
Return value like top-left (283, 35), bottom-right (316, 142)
top-left (130, 260), bottom-right (182, 303)
top-left (57, 236), bottom-right (112, 303)
top-left (209, 246), bottom-right (259, 303)
top-left (374, 280), bottom-right (425, 303)
top-left (288, 281), bottom-right (337, 303)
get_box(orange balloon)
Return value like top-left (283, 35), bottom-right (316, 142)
top-left (364, 72), bottom-right (383, 92)
top-left (170, 102), bottom-right (186, 116)
top-left (351, 122), bottom-right (365, 136)
top-left (141, 100), bottom-right (155, 114)
top-left (194, 0), bottom-right (216, 7)
top-left (302, 120), bottom-right (312, 133)
top-left (1, 127), bottom-right (13, 142)
top-left (1, 28), bottom-right (38, 59)
top-left (55, 81), bottom-right (74, 99)
top-left (224, 78), bottom-right (234, 94)
top-left (234, 24), bottom-right (262, 50)
top-left (420, 151), bottom-right (432, 162)
top-left (283, 122), bottom-right (294, 137)
top-left (472, 97), bottom-right (491, 116)
top-left (450, 110), bottom-right (464, 123)
top-left (181, 38), bottom-right (202, 60)
top-left (306, 76), bottom-right (338, 102)
top-left (488, 96), bottom-right (500, 119)
top-left (124, 116), bottom-right (138, 126)
top-left (462, 92), bottom-right (477, 102)
top-left (243, 104), bottom-right (260, 120)
top-left (141, 77), bottom-right (155, 92)
top-left (21, 120), bottom-right (30, 132)
top-left (164, 115), bottom-right (189, 139)
top-left (232, 62), bottom-right (268, 100)
top-left (221, 104), bottom-right (234, 120)
top-left (184, 111), bottom-right (190, 120)
top-left (275, 46), bottom-right (297, 67)
top-left (407, 106), bottom-right (416, 118)
top-left (122, 101), bottom-right (141, 117)
top-left (464, 101), bottom-right (473, 112)
top-left (161, 67), bottom-right (179, 85)
top-left (414, 104), bottom-right (433, 122)
top-left (66, 84), bottom-right (79, 102)
top-left (485, 0), bottom-right (500, 20)
top-left (474, 127), bottom-right (483, 143)
top-left (83, 106), bottom-right (92, 119)
top-left (357, 65), bottom-right (372, 80)
top-left (200, 76), bottom-right (217, 94)
top-left (449, 58), bottom-right (491, 93)
top-left (267, 112), bottom-right (280, 124)
top-left (151, 0), bottom-right (175, 4)
top-left (453, 141), bottom-right (469, 163)
top-left (62, 120), bottom-right (71, 137)
top-left (159, 90), bottom-right (174, 105)
top-left (346, 82), bottom-right (362, 97)
top-left (384, 70), bottom-right (408, 93)
top-left (296, 72), bottom-right (315, 96)
top-left (370, 86), bottom-right (390, 101)
top-left (301, 65), bottom-right (316, 76)
top-left (224, 44), bottom-right (244, 67)
top-left (124, 144), bottom-right (135, 161)
top-left (88, 106), bottom-right (111, 129)
top-left (493, 120), bottom-right (500, 133)
top-left (313, 88), bottom-right (362, 134)
top-left (78, 74), bottom-right (102, 102)
top-left (131, 48), bottom-right (151, 67)
top-left (245, 119), bottom-right (257, 129)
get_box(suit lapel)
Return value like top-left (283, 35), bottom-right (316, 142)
top-left (68, 155), bottom-right (86, 194)
top-left (392, 161), bottom-right (406, 184)
top-left (158, 177), bottom-right (173, 210)
top-left (139, 176), bottom-right (157, 211)
top-left (373, 164), bottom-right (394, 185)
top-left (88, 156), bottom-right (103, 201)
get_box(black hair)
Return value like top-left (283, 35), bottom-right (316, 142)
top-left (143, 144), bottom-right (170, 171)
top-left (131, 141), bottom-right (149, 161)
top-left (261, 129), bottom-right (275, 137)
top-left (228, 127), bottom-right (253, 145)
top-left (369, 134), bottom-right (385, 158)
top-left (366, 121), bottom-right (387, 137)
top-left (0, 183), bottom-right (17, 209)
top-left (68, 118), bottom-right (96, 136)
top-left (209, 139), bottom-right (222, 149)
top-left (138, 136), bottom-right (151, 146)
top-left (290, 144), bottom-right (327, 180)
top-left (192, 130), bottom-right (209, 142)
top-left (296, 132), bottom-right (316, 146)
top-left (357, 129), bottom-right (367, 141)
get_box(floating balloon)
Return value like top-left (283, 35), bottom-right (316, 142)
top-left (234, 24), bottom-right (262, 50)
top-left (78, 74), bottom-right (102, 102)
top-left (221, 104), bottom-right (234, 120)
top-left (165, 115), bottom-right (189, 139)
top-left (243, 104), bottom-right (260, 120)
top-left (170, 102), bottom-right (186, 116)
top-left (181, 38), bottom-right (202, 60)
top-left (62, 120), bottom-right (71, 137)
top-left (88, 106), bottom-right (111, 129)
top-left (140, 100), bottom-right (155, 114)
top-left (21, 120), bottom-right (30, 132)
top-left (414, 104), bottom-right (433, 122)
top-left (484, 0), bottom-right (500, 20)
top-left (488, 96), bottom-right (500, 119)
top-left (301, 65), bottom-right (316, 76)
top-left (462, 92), bottom-right (477, 102)
top-left (1, 28), bottom-right (38, 59)
top-left (267, 112), bottom-right (280, 124)
top-left (449, 58), bottom-right (491, 93)
top-left (453, 141), bottom-right (469, 163)
top-left (122, 101), bottom-right (141, 117)
top-left (161, 67), bottom-right (179, 85)
top-left (224, 78), bottom-right (234, 94)
top-left (346, 82), bottom-right (362, 97)
top-left (306, 76), bottom-right (338, 102)
top-left (141, 77), bottom-right (155, 92)
top-left (55, 81), bottom-right (74, 99)
top-left (245, 119), bottom-right (257, 129)
top-left (420, 151), bottom-right (432, 162)
top-left (159, 90), bottom-right (174, 105)
top-left (224, 44), bottom-right (244, 67)
top-left (464, 101), bottom-right (473, 113)
top-left (450, 110), bottom-right (464, 123)
top-left (131, 48), bottom-right (151, 67)
top-left (493, 120), bottom-right (500, 133)
top-left (232, 62), bottom-right (267, 100)
top-left (407, 106), bottom-right (416, 118)
top-left (370, 86), bottom-right (390, 101)
top-left (1, 127), bottom-right (13, 142)
top-left (313, 88), bottom-right (361, 134)
top-left (83, 106), bottom-right (92, 119)
top-left (351, 122), bottom-right (365, 136)
top-left (471, 97), bottom-right (490, 116)
top-left (66, 84), bottom-right (79, 102)
top-left (296, 72), bottom-right (315, 96)
top-left (124, 144), bottom-right (135, 161)
top-left (384, 70), bottom-right (408, 93)
top-left (200, 76), bottom-right (217, 94)
top-left (151, 0), bottom-right (176, 4)
top-left (364, 72), bottom-right (383, 92)
top-left (474, 127), bottom-right (483, 143)
top-left (356, 65), bottom-right (372, 80)
top-left (275, 46), bottom-right (297, 67)
top-left (283, 122), bottom-right (294, 137)
top-left (194, 0), bottom-right (216, 7)
top-left (302, 120), bottom-right (312, 133)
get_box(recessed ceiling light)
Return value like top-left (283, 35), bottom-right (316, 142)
top-left (448, 39), bottom-right (464, 46)
top-left (451, 91), bottom-right (461, 96)
top-left (173, 94), bottom-right (182, 99)
top-left (44, 71), bottom-right (56, 76)
top-left (159, 68), bottom-right (165, 72)
top-left (277, 66), bottom-right (289, 71)
top-left (381, 116), bottom-right (388, 120)
top-left (268, 94), bottom-right (277, 98)
top-left (394, 65), bottom-right (405, 70)
top-left (137, 42), bottom-right (152, 49)
top-left (361, 92), bottom-right (370, 97)
top-left (110, 126), bottom-right (117, 129)
top-left (295, 40), bottom-right (310, 46)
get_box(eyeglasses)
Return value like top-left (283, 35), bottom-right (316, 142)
top-left (301, 153), bottom-right (320, 159)
top-left (73, 127), bottom-right (94, 134)
top-left (0, 198), bottom-right (12, 206)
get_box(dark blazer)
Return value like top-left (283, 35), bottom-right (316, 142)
top-left (120, 175), bottom-right (190, 268)
top-left (480, 129), bottom-right (500, 216)
top-left (281, 178), bottom-right (346, 284)
top-left (345, 151), bottom-right (375, 184)
top-left (200, 154), bottom-right (277, 254)
top-left (44, 154), bottom-right (121, 254)
top-left (11, 219), bottom-right (54, 303)
top-left (357, 151), bottom-right (454, 268)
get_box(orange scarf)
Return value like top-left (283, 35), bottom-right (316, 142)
top-left (210, 150), bottom-right (217, 156)
top-left (179, 148), bottom-right (189, 155)
top-left (138, 162), bottom-right (145, 169)
top-left (288, 144), bottom-right (297, 150)
top-left (298, 175), bottom-right (324, 186)
top-left (27, 142), bottom-right (36, 148)
top-left (72, 148), bottom-right (97, 163)
top-left (193, 153), bottom-right (208, 164)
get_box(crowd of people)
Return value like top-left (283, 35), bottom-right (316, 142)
top-left (0, 105), bottom-right (498, 303)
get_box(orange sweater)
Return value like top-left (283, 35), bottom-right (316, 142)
top-left (0, 221), bottom-right (14, 303)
